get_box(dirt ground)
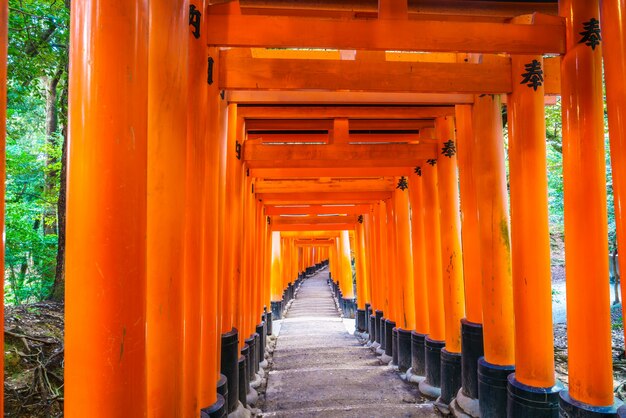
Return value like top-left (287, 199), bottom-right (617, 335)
top-left (4, 302), bottom-right (64, 418)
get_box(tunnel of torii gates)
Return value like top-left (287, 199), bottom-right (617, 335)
top-left (5, 0), bottom-right (626, 417)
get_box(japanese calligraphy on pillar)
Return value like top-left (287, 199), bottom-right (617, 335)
top-left (441, 140), bottom-right (456, 158)
top-left (520, 60), bottom-right (544, 91)
top-left (396, 176), bottom-right (409, 191)
top-left (579, 18), bottom-right (602, 50)
top-left (189, 5), bottom-right (201, 39)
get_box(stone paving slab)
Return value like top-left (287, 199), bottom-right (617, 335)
top-left (259, 267), bottom-right (438, 418)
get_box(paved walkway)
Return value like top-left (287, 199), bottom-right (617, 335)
top-left (260, 268), bottom-right (437, 418)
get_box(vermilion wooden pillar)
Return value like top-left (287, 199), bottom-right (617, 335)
top-left (420, 161), bottom-right (447, 398)
top-left (223, 104), bottom-right (242, 334)
top-left (370, 205), bottom-right (383, 313)
top-left (454, 106), bottom-right (483, 324)
top-left (339, 230), bottom-right (354, 299)
top-left (435, 116), bottom-right (466, 407)
top-left (507, 53), bottom-right (562, 416)
top-left (362, 212), bottom-right (374, 307)
top-left (559, 0), bottom-right (620, 413)
top-left (0, 2), bottom-right (6, 414)
top-left (184, 2), bottom-right (209, 415)
top-left (146, 1), bottom-right (188, 414)
top-left (377, 201), bottom-right (391, 316)
top-left (601, 0), bottom-right (626, 368)
top-left (355, 220), bottom-right (369, 310)
top-left (66, 1), bottom-right (149, 415)
top-left (454, 104), bottom-right (484, 410)
top-left (473, 94), bottom-right (515, 417)
top-left (435, 117), bottom-right (465, 352)
top-left (200, 45), bottom-right (226, 412)
top-left (385, 197), bottom-right (400, 325)
top-left (408, 173), bottom-right (430, 336)
top-left (270, 231), bottom-right (283, 319)
top-left (422, 164), bottom-right (445, 343)
top-left (393, 183), bottom-right (415, 331)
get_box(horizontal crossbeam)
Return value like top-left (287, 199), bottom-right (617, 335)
top-left (244, 143), bottom-right (436, 168)
top-left (272, 223), bottom-right (355, 231)
top-left (265, 204), bottom-right (371, 216)
top-left (250, 167), bottom-right (414, 178)
top-left (272, 215), bottom-right (357, 225)
top-left (207, 13), bottom-right (565, 54)
top-left (238, 106), bottom-right (455, 120)
top-left (255, 178), bottom-right (394, 194)
top-left (221, 50), bottom-right (560, 95)
top-left (258, 191), bottom-right (392, 204)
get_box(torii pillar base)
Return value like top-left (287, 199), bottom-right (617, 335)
top-left (559, 391), bottom-right (623, 418)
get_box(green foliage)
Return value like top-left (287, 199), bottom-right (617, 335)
top-left (5, 0), bottom-right (69, 305)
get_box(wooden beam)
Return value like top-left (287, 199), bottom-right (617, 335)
top-left (273, 215), bottom-right (357, 226)
top-left (294, 239), bottom-right (334, 246)
top-left (272, 223), bottom-right (355, 231)
top-left (228, 91), bottom-right (475, 104)
top-left (207, 13), bottom-right (565, 54)
top-left (246, 118), bottom-right (434, 132)
top-left (280, 231), bottom-right (341, 238)
top-left (265, 204), bottom-right (371, 215)
top-left (221, 50), bottom-right (510, 94)
top-left (250, 167), bottom-right (414, 178)
top-left (221, 50), bottom-right (561, 95)
top-left (255, 178), bottom-right (394, 194)
top-left (249, 133), bottom-right (330, 144)
top-left (238, 106), bottom-right (455, 119)
top-left (244, 142), bottom-right (437, 168)
top-left (258, 191), bottom-right (391, 204)
top-left (237, 0), bottom-right (559, 19)
top-left (247, 132), bottom-right (421, 144)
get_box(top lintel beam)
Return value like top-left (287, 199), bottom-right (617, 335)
top-left (206, 13), bottom-right (565, 55)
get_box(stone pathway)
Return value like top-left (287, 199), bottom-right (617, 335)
top-left (260, 267), bottom-right (437, 418)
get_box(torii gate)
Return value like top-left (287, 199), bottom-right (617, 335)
top-left (2, 1), bottom-right (626, 418)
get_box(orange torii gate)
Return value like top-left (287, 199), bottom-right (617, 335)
top-left (1, 0), bottom-right (625, 418)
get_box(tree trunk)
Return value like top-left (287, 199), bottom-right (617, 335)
top-left (49, 75), bottom-right (68, 301)
top-left (44, 68), bottom-right (62, 235)
top-left (50, 123), bottom-right (67, 301)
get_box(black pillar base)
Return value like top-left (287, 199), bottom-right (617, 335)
top-left (411, 331), bottom-right (427, 376)
top-left (256, 323), bottom-right (266, 367)
top-left (220, 328), bottom-right (239, 413)
top-left (507, 374), bottom-right (562, 418)
top-left (439, 349), bottom-right (462, 405)
top-left (461, 319), bottom-right (484, 400)
top-left (421, 337), bottom-right (445, 399)
top-left (384, 319), bottom-right (395, 356)
top-left (217, 373), bottom-right (228, 412)
top-left (271, 301), bottom-right (282, 320)
top-left (253, 332), bottom-right (261, 374)
top-left (265, 311), bottom-right (273, 336)
top-left (244, 337), bottom-right (256, 382)
top-left (391, 327), bottom-right (399, 365)
top-left (346, 298), bottom-right (356, 319)
top-left (200, 393), bottom-right (226, 418)
top-left (380, 316), bottom-right (387, 350)
top-left (559, 391), bottom-right (623, 418)
top-left (356, 309), bottom-right (366, 332)
top-left (369, 315), bottom-right (376, 343)
top-left (238, 355), bottom-right (248, 408)
top-left (375, 310), bottom-right (383, 344)
top-left (478, 357), bottom-right (515, 418)
top-left (365, 303), bottom-right (372, 334)
top-left (397, 328), bottom-right (412, 372)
